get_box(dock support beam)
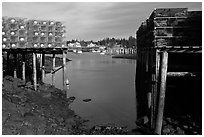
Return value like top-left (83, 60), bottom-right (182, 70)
top-left (7, 52), bottom-right (10, 75)
top-left (52, 54), bottom-right (55, 86)
top-left (22, 53), bottom-right (26, 81)
top-left (39, 54), bottom-right (42, 81)
top-left (42, 53), bottom-right (45, 82)
top-left (63, 51), bottom-right (69, 97)
top-left (151, 49), bottom-right (161, 129)
top-left (14, 53), bottom-right (17, 78)
top-left (155, 51), bottom-right (168, 134)
top-left (33, 52), bottom-right (37, 91)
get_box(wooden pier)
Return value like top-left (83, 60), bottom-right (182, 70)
top-left (3, 48), bottom-right (69, 94)
top-left (135, 8), bottom-right (202, 134)
top-left (2, 17), bottom-right (69, 96)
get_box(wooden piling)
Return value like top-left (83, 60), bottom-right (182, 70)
top-left (155, 51), bottom-right (168, 134)
top-left (22, 53), bottom-right (26, 81)
top-left (7, 52), bottom-right (10, 75)
top-left (151, 49), bottom-right (161, 129)
top-left (52, 54), bottom-right (56, 86)
top-left (63, 51), bottom-right (69, 97)
top-left (39, 54), bottom-right (42, 80)
top-left (63, 51), bottom-right (66, 89)
top-left (42, 53), bottom-right (45, 82)
top-left (14, 53), bottom-right (17, 78)
top-left (33, 52), bottom-right (37, 91)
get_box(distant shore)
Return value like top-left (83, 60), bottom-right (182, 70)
top-left (112, 54), bottom-right (136, 60)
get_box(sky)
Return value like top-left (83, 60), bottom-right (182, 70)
top-left (2, 2), bottom-right (202, 41)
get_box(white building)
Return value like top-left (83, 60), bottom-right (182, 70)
top-left (87, 42), bottom-right (96, 47)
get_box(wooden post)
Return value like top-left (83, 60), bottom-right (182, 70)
top-left (52, 54), bottom-right (55, 86)
top-left (151, 49), bottom-right (161, 129)
top-left (7, 52), bottom-right (10, 75)
top-left (22, 53), bottom-right (26, 81)
top-left (2, 53), bottom-right (4, 77)
top-left (39, 54), bottom-right (42, 81)
top-left (33, 52), bottom-right (37, 91)
top-left (42, 53), bottom-right (45, 82)
top-left (14, 53), bottom-right (17, 78)
top-left (62, 52), bottom-right (65, 89)
top-left (63, 51), bottom-right (69, 97)
top-left (155, 51), bottom-right (168, 134)
top-left (146, 49), bottom-right (151, 109)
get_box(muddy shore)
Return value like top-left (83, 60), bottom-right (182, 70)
top-left (2, 76), bottom-right (138, 135)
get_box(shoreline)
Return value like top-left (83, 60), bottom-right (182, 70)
top-left (2, 76), bottom-right (139, 135)
top-left (112, 54), bottom-right (136, 60)
top-left (3, 53), bottom-right (201, 135)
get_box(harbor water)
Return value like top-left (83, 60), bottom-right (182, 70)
top-left (44, 52), bottom-right (136, 130)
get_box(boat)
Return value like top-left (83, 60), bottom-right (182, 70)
top-left (92, 50), bottom-right (100, 53)
top-left (73, 49), bottom-right (77, 53)
top-left (77, 50), bottom-right (82, 54)
top-left (73, 49), bottom-right (82, 54)
top-left (100, 50), bottom-right (106, 55)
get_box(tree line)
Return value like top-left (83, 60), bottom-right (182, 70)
top-left (67, 36), bottom-right (136, 48)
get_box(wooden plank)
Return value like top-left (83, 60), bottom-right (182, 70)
top-left (167, 72), bottom-right (197, 77)
top-left (2, 48), bottom-right (68, 55)
top-left (52, 54), bottom-right (55, 86)
top-left (155, 51), bottom-right (168, 134)
top-left (52, 66), bottom-right (63, 74)
top-left (33, 52), bottom-right (37, 91)
top-left (22, 53), bottom-right (26, 81)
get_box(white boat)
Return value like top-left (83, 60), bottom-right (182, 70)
top-left (92, 50), bottom-right (100, 53)
top-left (77, 50), bottom-right (83, 54)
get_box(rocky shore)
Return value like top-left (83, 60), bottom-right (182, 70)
top-left (2, 76), bottom-right (133, 135)
top-left (3, 75), bottom-right (201, 135)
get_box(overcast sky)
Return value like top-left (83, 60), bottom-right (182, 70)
top-left (2, 2), bottom-right (202, 41)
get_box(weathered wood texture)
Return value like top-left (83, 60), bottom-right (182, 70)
top-left (22, 53), bottom-right (26, 81)
top-left (52, 54), bottom-right (56, 85)
top-left (135, 8), bottom-right (202, 135)
top-left (155, 51), bottom-right (168, 134)
top-left (42, 54), bottom-right (45, 82)
top-left (33, 52), bottom-right (37, 91)
top-left (137, 8), bottom-right (202, 48)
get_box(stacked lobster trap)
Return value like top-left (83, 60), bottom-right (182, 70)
top-left (2, 17), bottom-right (69, 97)
top-left (2, 17), bottom-right (27, 49)
top-left (135, 8), bottom-right (202, 134)
top-left (2, 16), bottom-right (67, 49)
